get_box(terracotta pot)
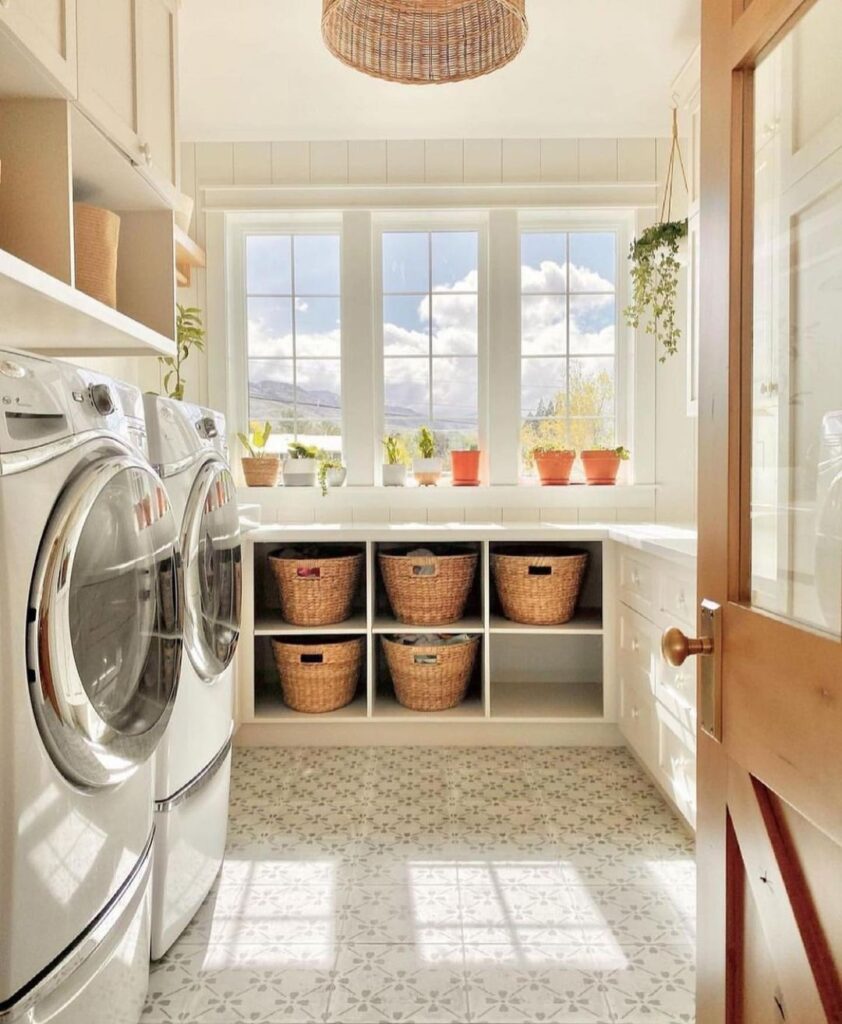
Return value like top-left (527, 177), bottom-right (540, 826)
top-left (534, 450), bottom-right (575, 485)
top-left (581, 450), bottom-right (622, 485)
top-left (413, 457), bottom-right (442, 487)
top-left (242, 456), bottom-right (281, 487)
top-left (451, 450), bottom-right (481, 486)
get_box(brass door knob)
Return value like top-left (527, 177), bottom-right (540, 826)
top-left (662, 627), bottom-right (714, 667)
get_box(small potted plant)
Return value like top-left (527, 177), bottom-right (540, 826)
top-left (581, 446), bottom-right (630, 485)
top-left (158, 304), bottom-right (205, 401)
top-left (237, 421), bottom-right (280, 487)
top-left (382, 434), bottom-right (408, 487)
top-left (532, 446), bottom-right (576, 485)
top-left (413, 426), bottom-right (443, 486)
top-left (450, 444), bottom-right (481, 487)
top-left (283, 441), bottom-right (320, 487)
top-left (318, 456), bottom-right (347, 496)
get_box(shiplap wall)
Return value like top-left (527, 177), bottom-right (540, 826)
top-left (162, 135), bottom-right (696, 525)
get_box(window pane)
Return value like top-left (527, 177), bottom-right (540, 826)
top-left (294, 297), bottom-right (341, 357)
top-left (432, 231), bottom-right (478, 291)
top-left (432, 357), bottom-right (478, 432)
top-left (294, 359), bottom-right (342, 427)
top-left (383, 232), bottom-right (429, 292)
top-left (569, 295), bottom-right (615, 354)
top-left (521, 232), bottom-right (567, 293)
top-left (569, 232), bottom-right (616, 292)
top-left (522, 294), bottom-right (566, 356)
top-left (248, 359), bottom-right (295, 438)
top-left (568, 417), bottom-right (616, 450)
top-left (568, 357), bottom-right (615, 419)
top-left (521, 418), bottom-right (571, 460)
top-left (246, 235), bottom-right (291, 294)
top-left (384, 358), bottom-right (430, 431)
top-left (383, 295), bottom-right (429, 355)
top-left (247, 298), bottom-right (293, 358)
top-left (293, 235), bottom-right (340, 295)
top-left (521, 358), bottom-right (566, 418)
top-left (432, 294), bottom-right (478, 355)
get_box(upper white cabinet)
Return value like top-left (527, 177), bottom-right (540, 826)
top-left (0, 0), bottom-right (77, 96)
top-left (76, 0), bottom-right (178, 200)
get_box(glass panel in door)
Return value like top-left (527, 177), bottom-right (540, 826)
top-left (750, 0), bottom-right (842, 637)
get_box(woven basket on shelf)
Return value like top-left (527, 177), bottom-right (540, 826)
top-left (272, 637), bottom-right (363, 713)
top-left (382, 635), bottom-right (479, 712)
top-left (379, 551), bottom-right (477, 625)
top-left (73, 203), bottom-right (120, 307)
top-left (491, 550), bottom-right (588, 625)
top-left (269, 550), bottom-right (362, 626)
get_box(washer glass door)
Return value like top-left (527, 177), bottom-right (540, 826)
top-left (29, 453), bottom-right (183, 789)
top-left (182, 459), bottom-right (241, 680)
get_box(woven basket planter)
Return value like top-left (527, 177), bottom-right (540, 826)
top-left (74, 203), bottom-right (120, 307)
top-left (269, 550), bottom-right (362, 626)
top-left (491, 550), bottom-right (589, 625)
top-left (272, 638), bottom-right (363, 713)
top-left (383, 635), bottom-right (479, 712)
top-left (379, 551), bottom-right (477, 625)
top-left (241, 456), bottom-right (281, 487)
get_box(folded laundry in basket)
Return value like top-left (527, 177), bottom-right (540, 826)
top-left (393, 633), bottom-right (471, 646)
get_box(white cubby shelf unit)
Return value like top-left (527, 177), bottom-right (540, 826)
top-left (237, 524), bottom-right (620, 746)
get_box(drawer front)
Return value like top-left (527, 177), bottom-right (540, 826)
top-left (619, 666), bottom-right (658, 775)
top-left (658, 711), bottom-right (697, 828)
top-left (659, 567), bottom-right (696, 630)
top-left (656, 656), bottom-right (697, 734)
top-left (618, 605), bottom-right (658, 668)
top-left (619, 551), bottom-right (656, 618)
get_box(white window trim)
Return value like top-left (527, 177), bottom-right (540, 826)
top-left (372, 211), bottom-right (489, 484)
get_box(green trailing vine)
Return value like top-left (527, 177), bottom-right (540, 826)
top-left (623, 219), bottom-right (687, 361)
top-left (623, 106), bottom-right (689, 362)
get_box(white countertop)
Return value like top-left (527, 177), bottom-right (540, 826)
top-left (241, 518), bottom-right (697, 570)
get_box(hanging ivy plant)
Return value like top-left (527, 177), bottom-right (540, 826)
top-left (623, 219), bottom-right (688, 362)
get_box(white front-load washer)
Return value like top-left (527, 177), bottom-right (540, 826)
top-left (0, 351), bottom-right (183, 1023)
top-left (143, 395), bottom-right (241, 959)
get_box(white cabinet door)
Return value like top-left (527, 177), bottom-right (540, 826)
top-left (0, 0), bottom-right (77, 94)
top-left (76, 0), bottom-right (141, 163)
top-left (136, 0), bottom-right (178, 192)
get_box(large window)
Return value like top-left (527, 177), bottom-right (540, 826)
top-left (519, 231), bottom-right (617, 473)
top-left (381, 230), bottom-right (480, 456)
top-left (245, 233), bottom-right (342, 454)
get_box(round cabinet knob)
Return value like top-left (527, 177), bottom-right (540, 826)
top-left (89, 383), bottom-right (115, 416)
top-left (140, 141), bottom-right (152, 165)
top-left (662, 627), bottom-right (714, 667)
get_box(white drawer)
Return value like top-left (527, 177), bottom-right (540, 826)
top-left (619, 551), bottom-right (656, 618)
top-left (656, 656), bottom-right (697, 733)
top-left (659, 567), bottom-right (696, 630)
top-left (618, 605), bottom-right (658, 668)
top-left (658, 710), bottom-right (696, 829)
top-left (619, 665), bottom-right (658, 774)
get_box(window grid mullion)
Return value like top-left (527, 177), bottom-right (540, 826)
top-left (428, 233), bottom-right (434, 427)
top-left (290, 235), bottom-right (298, 439)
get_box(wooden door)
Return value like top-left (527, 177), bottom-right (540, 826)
top-left (76, 0), bottom-right (141, 164)
top-left (694, 0), bottom-right (842, 1020)
top-left (0, 0), bottom-right (77, 95)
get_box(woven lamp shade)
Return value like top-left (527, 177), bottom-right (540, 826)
top-left (321, 0), bottom-right (528, 85)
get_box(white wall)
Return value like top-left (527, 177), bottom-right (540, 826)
top-left (169, 134), bottom-right (696, 525)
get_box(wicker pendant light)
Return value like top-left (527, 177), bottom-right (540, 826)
top-left (321, 0), bottom-right (528, 85)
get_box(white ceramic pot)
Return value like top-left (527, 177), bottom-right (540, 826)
top-left (413, 457), bottom-right (442, 486)
top-left (382, 463), bottom-right (407, 487)
top-left (326, 466), bottom-right (347, 488)
top-left (283, 457), bottom-right (318, 486)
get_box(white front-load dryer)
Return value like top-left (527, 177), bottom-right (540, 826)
top-left (0, 351), bottom-right (183, 1023)
top-left (143, 395), bottom-right (241, 959)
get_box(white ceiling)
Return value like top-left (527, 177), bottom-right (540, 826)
top-left (179, 0), bottom-right (699, 142)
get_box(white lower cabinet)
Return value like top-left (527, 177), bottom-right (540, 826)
top-left (616, 544), bottom-right (697, 829)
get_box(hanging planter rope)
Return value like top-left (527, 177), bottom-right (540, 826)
top-left (321, 0), bottom-right (528, 85)
top-left (623, 107), bottom-right (689, 361)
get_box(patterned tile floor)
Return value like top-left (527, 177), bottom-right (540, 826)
top-left (143, 746), bottom-right (695, 1023)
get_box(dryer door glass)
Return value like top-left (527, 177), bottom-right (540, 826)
top-left (182, 459), bottom-right (241, 680)
top-left (29, 454), bottom-right (183, 789)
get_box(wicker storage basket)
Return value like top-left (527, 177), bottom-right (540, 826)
top-left (491, 549), bottom-right (588, 625)
top-left (269, 550), bottom-right (362, 626)
top-left (382, 635), bottom-right (479, 712)
top-left (379, 551), bottom-right (477, 625)
top-left (272, 637), bottom-right (363, 713)
top-left (73, 203), bottom-right (120, 307)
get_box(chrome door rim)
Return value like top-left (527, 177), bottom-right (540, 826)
top-left (28, 452), bottom-right (183, 789)
top-left (181, 457), bottom-right (241, 681)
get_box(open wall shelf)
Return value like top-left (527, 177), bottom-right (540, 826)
top-left (242, 536), bottom-right (613, 732)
